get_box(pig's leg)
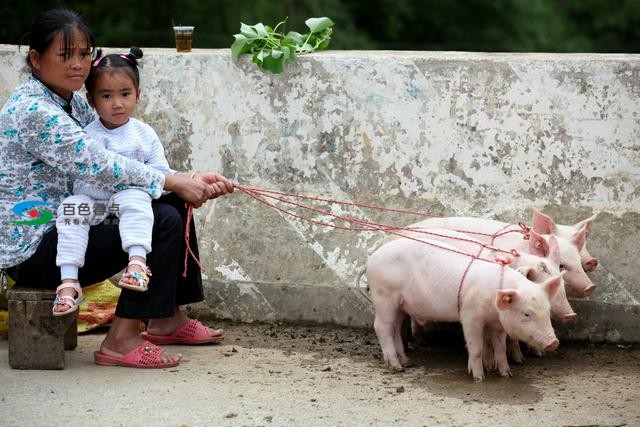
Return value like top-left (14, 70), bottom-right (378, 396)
top-left (506, 336), bottom-right (526, 364)
top-left (482, 330), bottom-right (496, 372)
top-left (410, 317), bottom-right (426, 346)
top-left (461, 317), bottom-right (486, 382)
top-left (373, 311), bottom-right (404, 371)
top-left (393, 313), bottom-right (411, 367)
top-left (490, 330), bottom-right (512, 377)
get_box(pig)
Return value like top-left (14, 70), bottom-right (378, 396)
top-left (377, 216), bottom-right (596, 298)
top-left (531, 208), bottom-right (598, 272)
top-left (373, 228), bottom-right (575, 323)
top-left (364, 228), bottom-right (573, 370)
top-left (365, 236), bottom-right (561, 381)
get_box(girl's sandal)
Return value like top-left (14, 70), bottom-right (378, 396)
top-left (117, 259), bottom-right (152, 292)
top-left (52, 281), bottom-right (84, 317)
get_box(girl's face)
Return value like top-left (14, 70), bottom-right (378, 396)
top-left (28, 27), bottom-right (92, 100)
top-left (87, 70), bottom-right (140, 130)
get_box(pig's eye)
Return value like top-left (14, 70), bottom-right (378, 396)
top-left (559, 264), bottom-right (567, 271)
top-left (523, 311), bottom-right (533, 320)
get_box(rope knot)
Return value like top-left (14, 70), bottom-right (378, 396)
top-left (494, 256), bottom-right (512, 265)
top-left (518, 222), bottom-right (531, 239)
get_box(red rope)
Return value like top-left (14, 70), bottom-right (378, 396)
top-left (183, 203), bottom-right (205, 277)
top-left (234, 183), bottom-right (517, 313)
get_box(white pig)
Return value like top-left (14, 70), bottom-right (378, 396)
top-left (366, 237), bottom-right (561, 381)
top-left (530, 208), bottom-right (598, 272)
top-left (378, 216), bottom-right (595, 298)
top-left (379, 228), bottom-right (575, 323)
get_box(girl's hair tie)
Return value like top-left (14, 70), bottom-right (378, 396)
top-left (120, 47), bottom-right (143, 65)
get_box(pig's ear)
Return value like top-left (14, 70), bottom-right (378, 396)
top-left (543, 274), bottom-right (563, 299)
top-left (531, 208), bottom-right (557, 234)
top-left (516, 266), bottom-right (537, 281)
top-left (528, 230), bottom-right (549, 257)
top-left (496, 290), bottom-right (518, 311)
top-left (574, 213), bottom-right (597, 238)
top-left (570, 225), bottom-right (587, 251)
top-left (547, 235), bottom-right (561, 265)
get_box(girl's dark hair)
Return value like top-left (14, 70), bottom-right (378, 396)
top-left (24, 8), bottom-right (95, 69)
top-left (85, 47), bottom-right (144, 94)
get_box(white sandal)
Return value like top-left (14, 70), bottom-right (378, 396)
top-left (117, 259), bottom-right (151, 292)
top-left (52, 281), bottom-right (84, 317)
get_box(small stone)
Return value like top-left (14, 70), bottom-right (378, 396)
top-left (396, 386), bottom-right (405, 393)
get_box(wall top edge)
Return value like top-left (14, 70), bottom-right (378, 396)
top-left (1, 44), bottom-right (638, 62)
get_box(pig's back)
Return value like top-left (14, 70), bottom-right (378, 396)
top-left (367, 238), bottom-right (482, 322)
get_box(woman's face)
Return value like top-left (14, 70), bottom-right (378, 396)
top-left (29, 27), bottom-right (92, 100)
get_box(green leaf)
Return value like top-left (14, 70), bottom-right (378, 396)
top-left (254, 23), bottom-right (269, 38)
top-left (305, 17), bottom-right (334, 34)
top-left (284, 31), bottom-right (305, 45)
top-left (280, 45), bottom-right (296, 63)
top-left (262, 52), bottom-right (285, 74)
top-left (230, 37), bottom-right (249, 60)
top-left (240, 23), bottom-right (258, 38)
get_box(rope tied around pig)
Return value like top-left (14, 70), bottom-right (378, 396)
top-left (234, 184), bottom-right (526, 313)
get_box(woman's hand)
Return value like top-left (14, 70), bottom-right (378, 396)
top-left (164, 172), bottom-right (234, 208)
top-left (164, 172), bottom-right (210, 207)
top-left (194, 172), bottom-right (235, 200)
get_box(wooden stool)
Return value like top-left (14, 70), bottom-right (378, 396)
top-left (8, 287), bottom-right (78, 369)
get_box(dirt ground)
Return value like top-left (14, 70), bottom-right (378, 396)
top-left (1, 320), bottom-right (639, 426)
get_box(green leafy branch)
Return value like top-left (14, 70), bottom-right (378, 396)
top-left (231, 17), bottom-right (334, 74)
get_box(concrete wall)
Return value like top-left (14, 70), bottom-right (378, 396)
top-left (1, 46), bottom-right (638, 341)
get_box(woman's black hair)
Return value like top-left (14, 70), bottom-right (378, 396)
top-left (85, 47), bottom-right (144, 94)
top-left (24, 8), bottom-right (95, 69)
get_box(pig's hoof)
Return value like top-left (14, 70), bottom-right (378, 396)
top-left (472, 376), bottom-right (484, 383)
top-left (510, 355), bottom-right (526, 364)
top-left (499, 370), bottom-right (513, 378)
top-left (387, 365), bottom-right (405, 373)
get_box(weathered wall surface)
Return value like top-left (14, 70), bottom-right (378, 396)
top-left (1, 46), bottom-right (638, 341)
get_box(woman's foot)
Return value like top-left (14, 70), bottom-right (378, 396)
top-left (99, 317), bottom-right (182, 366)
top-left (146, 309), bottom-right (224, 342)
top-left (53, 280), bottom-right (83, 316)
top-left (118, 256), bottom-right (151, 291)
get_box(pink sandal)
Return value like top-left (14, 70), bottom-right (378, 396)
top-left (142, 319), bottom-right (224, 345)
top-left (52, 281), bottom-right (84, 317)
top-left (94, 341), bottom-right (180, 368)
top-left (117, 259), bottom-right (151, 292)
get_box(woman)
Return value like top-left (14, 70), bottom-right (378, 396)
top-left (0, 8), bottom-right (234, 368)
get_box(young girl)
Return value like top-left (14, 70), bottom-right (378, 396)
top-left (53, 47), bottom-right (171, 316)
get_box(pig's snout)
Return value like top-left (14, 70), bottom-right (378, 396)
top-left (583, 258), bottom-right (598, 272)
top-left (544, 338), bottom-right (559, 352)
top-left (582, 284), bottom-right (596, 297)
top-left (562, 313), bottom-right (577, 324)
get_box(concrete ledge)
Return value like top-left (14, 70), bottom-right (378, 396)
top-left (187, 280), bottom-right (374, 328)
top-left (187, 280), bottom-right (640, 342)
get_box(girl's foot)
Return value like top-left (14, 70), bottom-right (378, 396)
top-left (117, 256), bottom-right (151, 291)
top-left (53, 280), bottom-right (84, 316)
